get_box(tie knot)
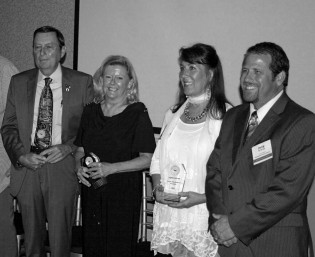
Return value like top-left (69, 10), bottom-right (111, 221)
top-left (44, 77), bottom-right (52, 86)
top-left (244, 110), bottom-right (259, 143)
top-left (249, 111), bottom-right (258, 126)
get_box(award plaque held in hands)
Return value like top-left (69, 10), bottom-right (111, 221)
top-left (164, 164), bottom-right (187, 194)
top-left (81, 152), bottom-right (107, 189)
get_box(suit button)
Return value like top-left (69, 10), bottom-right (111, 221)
top-left (228, 185), bottom-right (233, 190)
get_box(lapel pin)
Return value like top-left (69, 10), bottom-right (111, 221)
top-left (65, 85), bottom-right (71, 92)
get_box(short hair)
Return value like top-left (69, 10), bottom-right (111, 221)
top-left (93, 55), bottom-right (139, 103)
top-left (245, 42), bottom-right (290, 87)
top-left (174, 43), bottom-right (230, 119)
top-left (33, 26), bottom-right (65, 49)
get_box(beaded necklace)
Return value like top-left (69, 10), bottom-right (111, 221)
top-left (184, 102), bottom-right (209, 122)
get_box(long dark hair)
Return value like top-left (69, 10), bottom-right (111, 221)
top-left (173, 43), bottom-right (230, 119)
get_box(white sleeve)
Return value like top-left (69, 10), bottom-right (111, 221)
top-left (149, 108), bottom-right (173, 175)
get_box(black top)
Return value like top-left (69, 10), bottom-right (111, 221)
top-left (74, 102), bottom-right (156, 257)
top-left (74, 101), bottom-right (156, 168)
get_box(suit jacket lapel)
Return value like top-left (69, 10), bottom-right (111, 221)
top-left (244, 111), bottom-right (279, 148)
top-left (234, 93), bottom-right (289, 165)
top-left (26, 71), bottom-right (38, 148)
top-left (61, 67), bottom-right (72, 143)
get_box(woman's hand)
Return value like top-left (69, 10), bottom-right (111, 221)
top-left (88, 161), bottom-right (116, 179)
top-left (154, 185), bottom-right (181, 204)
top-left (167, 191), bottom-right (206, 209)
top-left (77, 166), bottom-right (91, 187)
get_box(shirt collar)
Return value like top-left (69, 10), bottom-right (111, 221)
top-left (38, 64), bottom-right (62, 85)
top-left (250, 90), bottom-right (283, 123)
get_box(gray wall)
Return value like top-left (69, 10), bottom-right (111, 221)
top-left (78, 0), bottom-right (315, 127)
top-left (0, 0), bottom-right (75, 72)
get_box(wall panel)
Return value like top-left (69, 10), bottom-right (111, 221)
top-left (0, 0), bottom-right (76, 72)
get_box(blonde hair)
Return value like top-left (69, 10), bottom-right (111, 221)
top-left (93, 55), bottom-right (139, 104)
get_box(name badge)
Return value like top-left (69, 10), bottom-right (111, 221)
top-left (252, 140), bottom-right (273, 165)
top-left (164, 164), bottom-right (186, 194)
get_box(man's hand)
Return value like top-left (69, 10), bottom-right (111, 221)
top-left (41, 144), bottom-right (72, 163)
top-left (18, 153), bottom-right (47, 170)
top-left (211, 213), bottom-right (238, 247)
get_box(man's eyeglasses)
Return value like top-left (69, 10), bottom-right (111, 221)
top-left (33, 44), bottom-right (57, 55)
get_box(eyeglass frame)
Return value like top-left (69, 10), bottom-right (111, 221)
top-left (33, 43), bottom-right (59, 55)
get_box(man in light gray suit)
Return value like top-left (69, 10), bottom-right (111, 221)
top-left (1, 26), bottom-right (93, 257)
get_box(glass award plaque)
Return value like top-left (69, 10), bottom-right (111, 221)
top-left (164, 164), bottom-right (187, 194)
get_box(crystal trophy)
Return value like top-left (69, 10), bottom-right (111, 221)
top-left (164, 163), bottom-right (187, 195)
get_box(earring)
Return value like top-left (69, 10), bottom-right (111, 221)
top-left (127, 82), bottom-right (137, 104)
top-left (206, 87), bottom-right (211, 100)
top-left (128, 80), bottom-right (134, 89)
top-left (127, 89), bottom-right (137, 104)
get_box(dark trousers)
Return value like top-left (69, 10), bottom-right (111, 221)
top-left (17, 156), bottom-right (78, 257)
top-left (0, 186), bottom-right (18, 257)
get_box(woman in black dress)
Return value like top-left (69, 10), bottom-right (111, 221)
top-left (74, 55), bottom-right (156, 257)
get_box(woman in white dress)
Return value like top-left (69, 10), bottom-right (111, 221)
top-left (150, 43), bottom-right (231, 257)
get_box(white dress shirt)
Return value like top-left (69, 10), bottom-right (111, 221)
top-left (31, 64), bottom-right (63, 146)
top-left (249, 90), bottom-right (284, 124)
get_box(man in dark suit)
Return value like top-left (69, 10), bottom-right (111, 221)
top-left (206, 42), bottom-right (315, 257)
top-left (1, 26), bottom-right (93, 257)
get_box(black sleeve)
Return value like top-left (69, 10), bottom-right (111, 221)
top-left (73, 105), bottom-right (89, 147)
top-left (132, 104), bottom-right (156, 154)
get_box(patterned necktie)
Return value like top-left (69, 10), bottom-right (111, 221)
top-left (245, 110), bottom-right (258, 141)
top-left (34, 77), bottom-right (53, 150)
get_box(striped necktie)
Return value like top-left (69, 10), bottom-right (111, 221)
top-left (245, 110), bottom-right (258, 141)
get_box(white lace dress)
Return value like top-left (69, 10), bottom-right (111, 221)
top-left (150, 117), bottom-right (220, 257)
